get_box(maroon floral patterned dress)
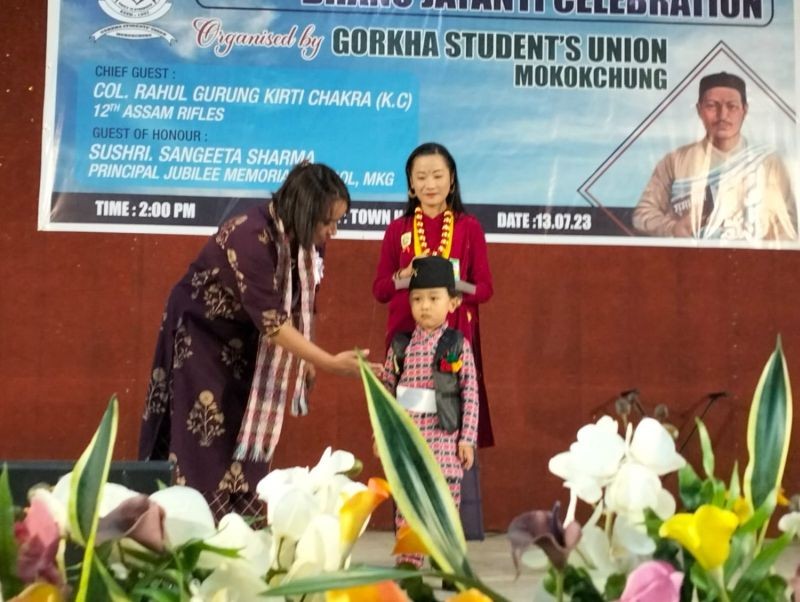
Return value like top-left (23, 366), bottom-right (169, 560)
top-left (139, 203), bottom-right (299, 519)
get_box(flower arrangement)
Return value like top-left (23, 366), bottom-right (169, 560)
top-left (0, 353), bottom-right (509, 602)
top-left (2, 338), bottom-right (798, 602)
top-left (508, 337), bottom-right (800, 601)
top-left (1, 401), bottom-right (400, 602)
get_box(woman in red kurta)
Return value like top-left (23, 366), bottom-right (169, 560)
top-left (372, 142), bottom-right (494, 538)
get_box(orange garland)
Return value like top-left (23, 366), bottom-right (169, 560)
top-left (412, 207), bottom-right (454, 258)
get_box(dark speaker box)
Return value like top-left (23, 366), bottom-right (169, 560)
top-left (2, 460), bottom-right (174, 506)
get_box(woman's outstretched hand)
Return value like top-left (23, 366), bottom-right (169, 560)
top-left (327, 349), bottom-right (381, 377)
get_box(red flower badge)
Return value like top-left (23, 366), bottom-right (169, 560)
top-left (439, 352), bottom-right (462, 373)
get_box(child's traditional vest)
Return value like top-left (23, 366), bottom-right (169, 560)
top-left (390, 328), bottom-right (464, 433)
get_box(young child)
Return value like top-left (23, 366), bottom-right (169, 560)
top-left (379, 255), bottom-right (480, 568)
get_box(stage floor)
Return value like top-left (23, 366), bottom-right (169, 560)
top-left (352, 531), bottom-right (800, 601)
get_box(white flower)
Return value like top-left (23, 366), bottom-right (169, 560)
top-left (199, 513), bottom-right (273, 574)
top-left (50, 473), bottom-right (140, 539)
top-left (51, 474), bottom-right (140, 518)
top-left (270, 487), bottom-right (321, 541)
top-left (309, 447), bottom-right (357, 486)
top-left (604, 462), bottom-right (676, 520)
top-left (571, 506), bottom-right (654, 592)
top-left (315, 474), bottom-right (365, 516)
top-left (256, 466), bottom-right (313, 524)
top-left (628, 418), bottom-right (686, 475)
top-left (109, 562), bottom-right (130, 581)
top-left (196, 561), bottom-right (280, 602)
top-left (149, 486), bottom-right (216, 548)
top-left (292, 513), bottom-right (342, 573)
top-left (778, 511), bottom-right (800, 537)
top-left (611, 514), bottom-right (656, 557)
top-left (549, 416), bottom-right (626, 503)
top-left (572, 522), bottom-right (619, 591)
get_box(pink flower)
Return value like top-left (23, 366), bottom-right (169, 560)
top-left (619, 560), bottom-right (683, 602)
top-left (14, 497), bottom-right (63, 586)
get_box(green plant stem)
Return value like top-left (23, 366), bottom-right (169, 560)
top-left (427, 569), bottom-right (513, 602)
top-left (554, 568), bottom-right (565, 602)
top-left (754, 520), bottom-right (769, 555)
top-left (712, 567), bottom-right (730, 602)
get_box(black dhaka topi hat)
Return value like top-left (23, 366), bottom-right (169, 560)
top-left (409, 255), bottom-right (456, 291)
top-left (698, 72), bottom-right (747, 104)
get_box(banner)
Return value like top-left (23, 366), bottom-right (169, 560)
top-left (40, 0), bottom-right (799, 248)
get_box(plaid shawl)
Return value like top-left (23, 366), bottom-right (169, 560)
top-left (234, 204), bottom-right (316, 463)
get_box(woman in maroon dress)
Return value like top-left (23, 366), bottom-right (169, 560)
top-left (372, 142), bottom-right (494, 538)
top-left (140, 163), bottom-right (370, 519)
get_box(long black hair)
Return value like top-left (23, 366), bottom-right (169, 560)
top-left (402, 142), bottom-right (465, 217)
top-left (272, 162), bottom-right (351, 248)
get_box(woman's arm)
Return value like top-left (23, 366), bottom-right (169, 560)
top-left (271, 321), bottom-right (368, 377)
top-left (372, 219), bottom-right (406, 303)
top-left (220, 213), bottom-right (372, 377)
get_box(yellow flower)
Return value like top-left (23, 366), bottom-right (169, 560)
top-left (446, 588), bottom-right (493, 601)
top-left (339, 478), bottom-right (391, 547)
top-left (731, 496), bottom-right (752, 524)
top-left (659, 504), bottom-right (739, 570)
top-left (9, 583), bottom-right (64, 602)
top-left (326, 580), bottom-right (408, 602)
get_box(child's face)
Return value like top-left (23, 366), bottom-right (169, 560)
top-left (409, 287), bottom-right (458, 331)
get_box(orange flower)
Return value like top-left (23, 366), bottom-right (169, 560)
top-left (340, 478), bottom-right (391, 548)
top-left (392, 524), bottom-right (430, 556)
top-left (326, 580), bottom-right (409, 602)
top-left (446, 588), bottom-right (493, 602)
top-left (9, 583), bottom-right (65, 602)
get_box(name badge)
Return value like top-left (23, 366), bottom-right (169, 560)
top-left (314, 256), bottom-right (325, 284)
top-left (449, 258), bottom-right (461, 280)
top-left (400, 231), bottom-right (412, 251)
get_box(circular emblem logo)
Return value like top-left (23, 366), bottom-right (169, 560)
top-left (99, 0), bottom-right (172, 23)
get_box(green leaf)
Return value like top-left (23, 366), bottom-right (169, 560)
top-left (727, 462), bottom-right (741, 509)
top-left (130, 587), bottom-right (181, 602)
top-left (678, 463), bottom-right (704, 511)
top-left (679, 553), bottom-right (697, 602)
top-left (358, 357), bottom-right (471, 579)
top-left (263, 566), bottom-right (430, 596)
top-left (737, 490), bottom-right (778, 535)
top-left (743, 337), bottom-right (793, 512)
top-left (604, 573), bottom-right (626, 600)
top-left (748, 574), bottom-right (791, 602)
top-left (696, 419), bottom-right (716, 479)
top-left (178, 539), bottom-right (241, 572)
top-left (116, 545), bottom-right (162, 565)
top-left (0, 465), bottom-right (23, 599)
top-left (69, 395), bottom-right (120, 602)
top-left (562, 565), bottom-right (605, 601)
top-left (724, 529), bottom-right (750, 584)
top-left (730, 532), bottom-right (792, 602)
top-left (92, 556), bottom-right (132, 601)
top-left (689, 561), bottom-right (713, 594)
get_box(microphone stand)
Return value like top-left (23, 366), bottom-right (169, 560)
top-left (678, 391), bottom-right (728, 454)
